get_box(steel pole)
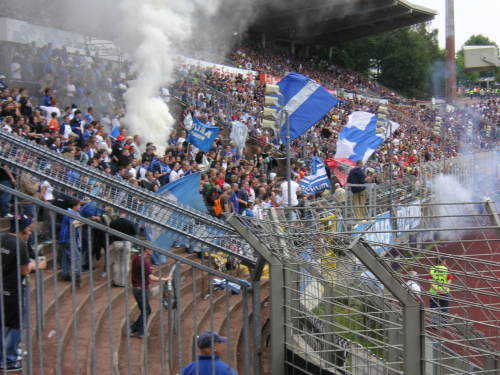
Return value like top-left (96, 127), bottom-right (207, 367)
top-left (285, 111), bottom-right (292, 208)
top-left (446, 0), bottom-right (457, 104)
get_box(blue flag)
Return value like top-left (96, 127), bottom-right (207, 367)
top-left (147, 173), bottom-right (207, 264)
top-left (156, 172), bottom-right (207, 213)
top-left (278, 73), bottom-right (339, 143)
top-left (110, 125), bottom-right (120, 139)
top-left (188, 118), bottom-right (219, 152)
top-left (335, 111), bottom-right (399, 162)
top-left (299, 157), bottom-right (332, 195)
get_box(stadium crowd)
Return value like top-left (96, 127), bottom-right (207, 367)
top-left (0, 37), bottom-right (499, 373)
top-left (0, 40), bottom-right (498, 223)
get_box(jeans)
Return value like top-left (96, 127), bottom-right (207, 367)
top-left (109, 241), bottom-right (131, 286)
top-left (0, 327), bottom-right (21, 366)
top-left (21, 203), bottom-right (34, 218)
top-left (60, 242), bottom-right (81, 278)
top-left (81, 226), bottom-right (90, 269)
top-left (430, 294), bottom-right (449, 324)
top-left (131, 288), bottom-right (151, 335)
top-left (0, 180), bottom-right (13, 217)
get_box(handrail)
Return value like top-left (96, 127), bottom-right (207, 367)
top-left (0, 130), bottom-right (256, 264)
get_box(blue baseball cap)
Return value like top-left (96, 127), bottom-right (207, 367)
top-left (10, 215), bottom-right (33, 233)
top-left (197, 331), bottom-right (228, 349)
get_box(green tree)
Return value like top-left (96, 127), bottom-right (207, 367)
top-left (456, 34), bottom-right (499, 85)
top-left (329, 24), bottom-right (444, 99)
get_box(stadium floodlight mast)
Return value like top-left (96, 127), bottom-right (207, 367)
top-left (377, 105), bottom-right (394, 219)
top-left (433, 116), bottom-right (443, 138)
top-left (264, 84), bottom-right (292, 207)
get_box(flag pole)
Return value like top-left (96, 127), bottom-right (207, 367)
top-left (285, 110), bottom-right (292, 208)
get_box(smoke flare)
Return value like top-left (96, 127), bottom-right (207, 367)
top-left (120, 0), bottom-right (223, 149)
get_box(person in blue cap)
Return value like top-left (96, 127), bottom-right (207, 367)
top-left (181, 331), bottom-right (237, 375)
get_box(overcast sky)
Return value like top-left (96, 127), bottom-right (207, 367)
top-left (411, 0), bottom-right (500, 49)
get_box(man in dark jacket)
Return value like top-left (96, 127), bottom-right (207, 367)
top-left (347, 161), bottom-right (367, 219)
top-left (108, 215), bottom-right (137, 286)
top-left (1, 216), bottom-right (46, 371)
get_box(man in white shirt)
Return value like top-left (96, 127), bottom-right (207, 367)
top-left (169, 163), bottom-right (184, 183)
top-left (405, 271), bottom-right (422, 294)
top-left (334, 183), bottom-right (346, 202)
top-left (10, 61), bottom-right (21, 80)
top-left (280, 176), bottom-right (301, 207)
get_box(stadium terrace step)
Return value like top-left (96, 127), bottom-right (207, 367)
top-left (229, 282), bottom-right (270, 375)
top-left (260, 315), bottom-right (272, 375)
top-left (29, 268), bottom-right (102, 375)
top-left (118, 250), bottom-right (203, 375)
top-left (236, 295), bottom-right (271, 375)
top-left (0, 130), bottom-right (256, 264)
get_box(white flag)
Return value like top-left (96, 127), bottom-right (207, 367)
top-left (184, 112), bottom-right (193, 130)
top-left (230, 121), bottom-right (248, 156)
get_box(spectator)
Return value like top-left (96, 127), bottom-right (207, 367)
top-left (130, 248), bottom-right (170, 338)
top-left (347, 161), bottom-right (367, 219)
top-left (169, 162), bottom-right (184, 183)
top-left (428, 258), bottom-right (453, 325)
top-left (333, 183), bottom-right (346, 202)
top-left (0, 215), bottom-right (46, 372)
top-left (79, 202), bottom-right (104, 272)
top-left (280, 175), bottom-right (301, 208)
top-left (0, 166), bottom-right (16, 217)
top-left (405, 270), bottom-right (422, 294)
top-left (0, 74), bottom-right (7, 90)
top-left (181, 331), bottom-right (237, 375)
top-left (108, 215), bottom-right (137, 287)
top-left (58, 198), bottom-right (83, 285)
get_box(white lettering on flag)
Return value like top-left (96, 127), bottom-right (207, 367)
top-left (283, 80), bottom-right (321, 116)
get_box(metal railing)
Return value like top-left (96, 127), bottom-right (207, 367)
top-left (0, 130), bottom-right (256, 265)
top-left (319, 151), bottom-right (498, 224)
top-left (0, 185), bottom-right (262, 375)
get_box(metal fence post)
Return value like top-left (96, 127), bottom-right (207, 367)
top-left (348, 238), bottom-right (424, 375)
top-left (251, 280), bottom-right (262, 375)
top-left (227, 216), bottom-right (286, 375)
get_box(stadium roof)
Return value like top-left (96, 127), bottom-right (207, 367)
top-left (0, 0), bottom-right (436, 48)
top-left (250, 0), bottom-right (437, 45)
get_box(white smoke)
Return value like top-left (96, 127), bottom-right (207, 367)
top-left (430, 174), bottom-right (474, 240)
top-left (119, 0), bottom-right (225, 148)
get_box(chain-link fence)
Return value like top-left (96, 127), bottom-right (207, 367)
top-left (229, 195), bottom-right (500, 374)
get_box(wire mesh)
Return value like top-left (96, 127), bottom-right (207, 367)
top-left (238, 194), bottom-right (500, 374)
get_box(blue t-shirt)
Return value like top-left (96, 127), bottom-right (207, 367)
top-left (181, 356), bottom-right (237, 375)
top-left (230, 192), bottom-right (239, 213)
top-left (80, 203), bottom-right (103, 218)
top-left (59, 208), bottom-right (81, 246)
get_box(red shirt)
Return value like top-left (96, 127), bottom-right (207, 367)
top-left (131, 254), bottom-right (153, 289)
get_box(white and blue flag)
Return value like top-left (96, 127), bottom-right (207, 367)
top-left (188, 117), bottom-right (219, 152)
top-left (278, 73), bottom-right (339, 143)
top-left (299, 157), bottom-right (332, 195)
top-left (109, 124), bottom-right (120, 139)
top-left (335, 111), bottom-right (399, 162)
top-left (230, 121), bottom-right (248, 156)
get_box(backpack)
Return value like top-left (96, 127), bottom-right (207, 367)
top-left (213, 197), bottom-right (223, 217)
top-left (204, 183), bottom-right (219, 206)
